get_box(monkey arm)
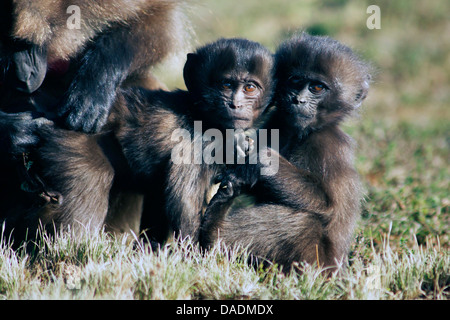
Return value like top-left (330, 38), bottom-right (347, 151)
top-left (200, 176), bottom-right (244, 248)
top-left (257, 133), bottom-right (360, 221)
top-left (165, 161), bottom-right (216, 241)
top-left (113, 90), bottom-right (208, 240)
top-left (58, 3), bottom-right (179, 134)
top-left (58, 27), bottom-right (135, 133)
top-left (255, 148), bottom-right (330, 213)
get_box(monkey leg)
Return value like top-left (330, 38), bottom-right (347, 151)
top-left (217, 204), bottom-right (338, 272)
top-left (199, 179), bottom-right (238, 248)
top-left (33, 127), bottom-right (115, 237)
top-left (105, 191), bottom-right (144, 236)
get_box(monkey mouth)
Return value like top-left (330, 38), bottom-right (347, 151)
top-left (230, 117), bottom-right (253, 129)
top-left (219, 113), bottom-right (252, 123)
top-left (212, 116), bottom-right (252, 130)
top-left (232, 116), bottom-right (252, 121)
top-left (296, 113), bottom-right (314, 119)
top-left (231, 115), bottom-right (254, 126)
top-left (284, 105), bottom-right (312, 119)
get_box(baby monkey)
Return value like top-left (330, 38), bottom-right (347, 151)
top-left (200, 33), bottom-right (371, 272)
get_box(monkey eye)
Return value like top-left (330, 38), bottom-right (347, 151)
top-left (289, 76), bottom-right (305, 85)
top-left (308, 82), bottom-right (326, 94)
top-left (289, 76), bottom-right (302, 85)
top-left (221, 80), bottom-right (232, 90)
top-left (243, 83), bottom-right (257, 93)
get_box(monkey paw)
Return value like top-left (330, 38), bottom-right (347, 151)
top-left (58, 89), bottom-right (112, 133)
top-left (218, 180), bottom-right (235, 198)
top-left (0, 112), bottom-right (52, 155)
top-left (62, 104), bottom-right (109, 133)
top-left (39, 190), bottom-right (63, 205)
top-left (225, 161), bottom-right (260, 189)
top-left (216, 173), bottom-right (247, 200)
top-left (234, 131), bottom-right (255, 162)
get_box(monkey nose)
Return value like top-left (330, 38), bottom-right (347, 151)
top-left (298, 97), bottom-right (307, 104)
top-left (292, 96), bottom-right (306, 105)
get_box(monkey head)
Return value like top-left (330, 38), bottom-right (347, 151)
top-left (183, 38), bottom-right (275, 130)
top-left (274, 33), bottom-right (371, 131)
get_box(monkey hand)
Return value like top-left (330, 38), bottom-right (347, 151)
top-left (0, 111), bottom-right (53, 156)
top-left (58, 94), bottom-right (111, 133)
top-left (215, 174), bottom-right (243, 201)
top-left (220, 163), bottom-right (260, 195)
top-left (227, 131), bottom-right (261, 188)
top-left (56, 34), bottom-right (129, 134)
top-left (234, 130), bottom-right (255, 163)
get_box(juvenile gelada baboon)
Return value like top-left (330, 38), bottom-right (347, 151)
top-left (0, 38), bottom-right (276, 249)
top-left (200, 33), bottom-right (371, 272)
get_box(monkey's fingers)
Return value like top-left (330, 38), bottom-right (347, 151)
top-left (62, 101), bottom-right (110, 133)
top-left (245, 136), bottom-right (255, 155)
top-left (217, 179), bottom-right (235, 198)
top-left (39, 191), bottom-right (63, 205)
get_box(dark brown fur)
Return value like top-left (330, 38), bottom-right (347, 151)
top-left (200, 33), bottom-right (371, 272)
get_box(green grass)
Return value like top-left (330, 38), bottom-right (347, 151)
top-left (0, 230), bottom-right (448, 300)
top-left (1, 0), bottom-right (449, 300)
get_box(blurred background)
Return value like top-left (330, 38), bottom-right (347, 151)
top-left (155, 0), bottom-right (449, 249)
top-left (158, 0), bottom-right (449, 125)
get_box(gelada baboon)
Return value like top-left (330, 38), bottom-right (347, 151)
top-left (0, 38), bottom-right (275, 248)
top-left (200, 33), bottom-right (371, 272)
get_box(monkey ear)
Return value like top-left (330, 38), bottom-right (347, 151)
top-left (354, 74), bottom-right (371, 108)
top-left (186, 53), bottom-right (197, 62)
top-left (183, 53), bottom-right (200, 92)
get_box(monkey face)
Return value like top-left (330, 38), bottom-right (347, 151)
top-left (276, 73), bottom-right (331, 130)
top-left (183, 38), bottom-right (275, 131)
top-left (200, 74), bottom-right (267, 130)
top-left (0, 3), bottom-right (47, 94)
top-left (0, 37), bottom-right (47, 93)
top-left (274, 33), bottom-right (371, 131)
top-left (10, 41), bottom-right (48, 93)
